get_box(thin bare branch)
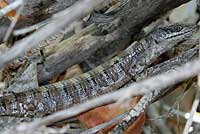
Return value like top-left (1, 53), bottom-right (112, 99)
top-left (0, 82), bottom-right (5, 89)
top-left (0, 0), bottom-right (23, 18)
top-left (81, 112), bottom-right (128, 134)
top-left (147, 104), bottom-right (172, 134)
top-left (121, 59), bottom-right (200, 100)
top-left (4, 5), bottom-right (23, 42)
top-left (13, 18), bottom-right (50, 36)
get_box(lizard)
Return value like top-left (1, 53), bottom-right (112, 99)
top-left (0, 23), bottom-right (197, 117)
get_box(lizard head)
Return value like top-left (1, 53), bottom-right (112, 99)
top-left (150, 23), bottom-right (198, 43)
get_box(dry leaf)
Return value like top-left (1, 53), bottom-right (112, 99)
top-left (0, 0), bottom-right (16, 20)
top-left (78, 96), bottom-right (146, 133)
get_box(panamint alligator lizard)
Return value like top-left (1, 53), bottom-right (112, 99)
top-left (0, 23), bottom-right (197, 117)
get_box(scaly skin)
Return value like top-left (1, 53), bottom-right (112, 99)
top-left (0, 23), bottom-right (197, 117)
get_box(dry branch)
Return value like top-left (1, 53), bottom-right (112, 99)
top-left (5, 0), bottom-right (76, 27)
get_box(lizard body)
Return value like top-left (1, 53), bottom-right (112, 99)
top-left (0, 23), bottom-right (197, 117)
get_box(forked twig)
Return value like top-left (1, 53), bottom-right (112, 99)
top-left (0, 0), bottom-right (23, 18)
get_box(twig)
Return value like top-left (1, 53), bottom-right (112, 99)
top-left (109, 91), bottom-right (155, 134)
top-left (162, 103), bottom-right (186, 119)
top-left (0, 82), bottom-right (5, 89)
top-left (3, 4), bottom-right (23, 42)
top-left (162, 103), bottom-right (200, 124)
top-left (147, 104), bottom-right (172, 134)
top-left (81, 112), bottom-right (128, 134)
top-left (13, 18), bottom-right (51, 36)
top-left (13, 18), bottom-right (81, 36)
top-left (119, 59), bottom-right (200, 100)
top-left (0, 0), bottom-right (110, 69)
top-left (0, 0), bottom-right (23, 18)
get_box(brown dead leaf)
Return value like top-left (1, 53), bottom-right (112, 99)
top-left (50, 64), bottom-right (83, 83)
top-left (63, 64), bottom-right (83, 80)
top-left (78, 96), bottom-right (146, 133)
top-left (126, 113), bottom-right (146, 134)
top-left (0, 0), bottom-right (16, 20)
